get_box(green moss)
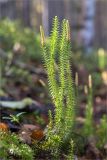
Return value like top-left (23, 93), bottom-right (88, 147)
top-left (0, 131), bottom-right (34, 160)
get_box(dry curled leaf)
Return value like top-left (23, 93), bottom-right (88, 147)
top-left (31, 129), bottom-right (44, 141)
top-left (0, 122), bottom-right (8, 132)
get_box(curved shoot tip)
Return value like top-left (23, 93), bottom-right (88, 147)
top-left (66, 20), bottom-right (71, 41)
top-left (40, 25), bottom-right (45, 46)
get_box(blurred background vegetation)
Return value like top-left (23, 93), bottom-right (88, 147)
top-left (0, 0), bottom-right (107, 51)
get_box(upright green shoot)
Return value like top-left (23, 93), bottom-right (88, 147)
top-left (83, 75), bottom-right (94, 136)
top-left (40, 16), bottom-right (75, 159)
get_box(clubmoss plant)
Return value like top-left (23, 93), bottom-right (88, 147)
top-left (75, 72), bottom-right (79, 116)
top-left (83, 75), bottom-right (94, 137)
top-left (40, 16), bottom-right (75, 159)
top-left (67, 140), bottom-right (74, 160)
top-left (96, 115), bottom-right (107, 149)
top-left (0, 131), bottom-right (34, 160)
